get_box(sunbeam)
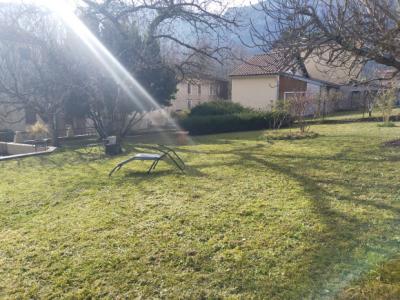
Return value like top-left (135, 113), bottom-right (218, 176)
top-left (28, 0), bottom-right (193, 145)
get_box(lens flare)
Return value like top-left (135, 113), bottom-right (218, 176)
top-left (36, 0), bottom-right (191, 145)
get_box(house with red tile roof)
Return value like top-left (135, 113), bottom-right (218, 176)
top-left (229, 51), bottom-right (360, 112)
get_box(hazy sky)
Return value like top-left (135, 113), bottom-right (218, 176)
top-left (225, 0), bottom-right (254, 7)
top-left (0, 0), bottom-right (254, 7)
top-left (206, 0), bottom-right (254, 13)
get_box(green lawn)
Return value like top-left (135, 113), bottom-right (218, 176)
top-left (316, 108), bottom-right (400, 122)
top-left (1, 122), bottom-right (400, 299)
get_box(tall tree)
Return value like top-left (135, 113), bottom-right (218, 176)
top-left (68, 15), bottom-right (179, 154)
top-left (74, 0), bottom-right (238, 154)
top-left (81, 0), bottom-right (238, 77)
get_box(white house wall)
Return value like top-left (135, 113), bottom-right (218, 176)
top-left (231, 75), bottom-right (278, 110)
top-left (171, 80), bottom-right (223, 111)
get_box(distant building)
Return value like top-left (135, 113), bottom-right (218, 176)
top-left (229, 52), bottom-right (341, 112)
top-left (229, 51), bottom-right (378, 113)
top-left (170, 76), bottom-right (229, 111)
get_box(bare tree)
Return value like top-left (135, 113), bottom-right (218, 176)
top-left (71, 0), bottom-right (239, 154)
top-left (376, 85), bottom-right (397, 124)
top-left (81, 0), bottom-right (239, 77)
top-left (285, 92), bottom-right (315, 133)
top-left (0, 4), bottom-right (78, 146)
top-left (315, 89), bottom-right (342, 120)
top-left (0, 1), bottom-right (238, 152)
top-left (250, 0), bottom-right (400, 81)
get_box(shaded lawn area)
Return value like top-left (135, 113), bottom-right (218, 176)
top-left (0, 123), bottom-right (400, 299)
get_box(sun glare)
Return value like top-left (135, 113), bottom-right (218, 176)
top-left (12, 0), bottom-right (189, 143)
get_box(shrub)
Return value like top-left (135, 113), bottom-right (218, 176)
top-left (179, 111), bottom-right (291, 135)
top-left (27, 120), bottom-right (49, 139)
top-left (376, 87), bottom-right (397, 124)
top-left (0, 129), bottom-right (15, 142)
top-left (284, 92), bottom-right (316, 133)
top-left (189, 101), bottom-right (251, 116)
top-left (377, 122), bottom-right (396, 128)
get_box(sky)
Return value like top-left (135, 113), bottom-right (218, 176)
top-left (222, 0), bottom-right (253, 7)
top-left (0, 0), bottom-right (254, 8)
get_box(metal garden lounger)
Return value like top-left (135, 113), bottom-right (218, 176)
top-left (109, 145), bottom-right (185, 177)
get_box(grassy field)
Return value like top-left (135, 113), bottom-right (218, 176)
top-left (0, 122), bottom-right (400, 299)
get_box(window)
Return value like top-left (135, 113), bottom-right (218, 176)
top-left (198, 84), bottom-right (201, 95)
top-left (187, 83), bottom-right (192, 95)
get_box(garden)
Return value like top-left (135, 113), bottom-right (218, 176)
top-left (1, 120), bottom-right (399, 298)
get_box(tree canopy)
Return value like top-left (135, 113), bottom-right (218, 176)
top-left (250, 0), bottom-right (400, 81)
top-left (0, 0), bottom-right (238, 149)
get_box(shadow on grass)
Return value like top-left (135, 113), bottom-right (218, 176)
top-left (6, 136), bottom-right (399, 298)
top-left (250, 153), bottom-right (398, 297)
top-left (186, 143), bottom-right (400, 297)
top-left (110, 163), bottom-right (207, 186)
top-left (32, 150), bottom-right (105, 172)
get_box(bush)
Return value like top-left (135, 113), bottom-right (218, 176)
top-left (376, 87), bottom-right (397, 124)
top-left (377, 122), bottom-right (396, 128)
top-left (170, 110), bottom-right (189, 119)
top-left (0, 129), bottom-right (15, 142)
top-left (179, 111), bottom-right (291, 135)
top-left (189, 101), bottom-right (251, 116)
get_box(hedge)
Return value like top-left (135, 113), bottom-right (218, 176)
top-left (179, 111), bottom-right (292, 135)
top-left (189, 101), bottom-right (252, 116)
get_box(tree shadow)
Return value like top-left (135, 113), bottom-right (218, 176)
top-left (2, 132), bottom-right (399, 297)
top-left (199, 145), bottom-right (400, 297)
top-left (30, 148), bottom-right (106, 172)
top-left (7, 133), bottom-right (400, 282)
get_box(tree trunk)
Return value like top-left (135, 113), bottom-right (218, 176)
top-left (50, 114), bottom-right (60, 147)
top-left (362, 99), bottom-right (366, 118)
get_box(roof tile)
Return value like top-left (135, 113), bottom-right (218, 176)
top-left (230, 52), bottom-right (289, 77)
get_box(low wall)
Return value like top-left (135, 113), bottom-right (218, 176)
top-left (0, 142), bottom-right (56, 161)
top-left (1, 142), bottom-right (36, 155)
